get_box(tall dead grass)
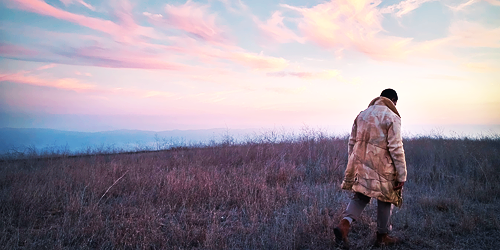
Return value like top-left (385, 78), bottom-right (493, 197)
top-left (0, 132), bottom-right (499, 249)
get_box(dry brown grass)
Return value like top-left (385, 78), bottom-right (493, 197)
top-left (1, 132), bottom-right (499, 249)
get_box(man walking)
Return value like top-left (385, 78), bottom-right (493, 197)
top-left (334, 89), bottom-right (407, 248)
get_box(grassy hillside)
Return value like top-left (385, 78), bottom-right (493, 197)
top-left (1, 132), bottom-right (499, 249)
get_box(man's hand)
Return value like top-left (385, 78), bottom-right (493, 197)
top-left (393, 181), bottom-right (405, 190)
top-left (341, 180), bottom-right (354, 190)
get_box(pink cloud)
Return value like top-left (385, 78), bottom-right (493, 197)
top-left (7, 0), bottom-right (120, 35)
top-left (217, 0), bottom-right (248, 13)
top-left (6, 0), bottom-right (158, 43)
top-left (0, 72), bottom-right (96, 92)
top-left (143, 12), bottom-right (163, 19)
top-left (75, 71), bottom-right (92, 76)
top-left (254, 11), bottom-right (304, 44)
top-left (352, 35), bottom-right (412, 61)
top-left (0, 69), bottom-right (177, 99)
top-left (36, 63), bottom-right (57, 70)
top-left (60, 0), bottom-right (96, 11)
top-left (267, 70), bottom-right (340, 80)
top-left (462, 62), bottom-right (499, 72)
top-left (264, 86), bottom-right (306, 94)
top-left (0, 42), bottom-right (185, 70)
top-left (2, 3), bottom-right (286, 73)
top-left (381, 0), bottom-right (436, 17)
top-left (485, 0), bottom-right (500, 5)
top-left (228, 52), bottom-right (289, 71)
top-left (3, 1), bottom-right (287, 73)
top-left (0, 43), bottom-right (38, 57)
top-left (448, 0), bottom-right (500, 12)
top-left (148, 0), bottom-right (228, 44)
top-left (141, 91), bottom-right (175, 98)
top-left (281, 0), bottom-right (412, 61)
top-left (110, 0), bottom-right (138, 30)
top-left (0, 40), bottom-right (189, 71)
top-left (141, 36), bottom-right (289, 71)
top-left (448, 0), bottom-right (478, 11)
top-left (282, 0), bottom-right (383, 48)
top-left (104, 87), bottom-right (178, 100)
top-left (448, 21), bottom-right (500, 48)
top-left (423, 74), bottom-right (467, 81)
top-left (3, 33), bottom-right (286, 72)
top-left (409, 20), bottom-right (500, 60)
top-left (61, 45), bottom-right (187, 70)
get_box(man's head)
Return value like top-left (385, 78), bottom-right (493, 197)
top-left (380, 89), bottom-right (398, 105)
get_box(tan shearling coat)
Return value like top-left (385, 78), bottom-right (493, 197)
top-left (341, 96), bottom-right (407, 207)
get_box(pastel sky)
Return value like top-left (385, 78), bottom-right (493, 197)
top-left (0, 0), bottom-right (499, 133)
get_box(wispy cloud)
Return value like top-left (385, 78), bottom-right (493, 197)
top-left (0, 72), bottom-right (96, 92)
top-left (3, 1), bottom-right (288, 73)
top-left (422, 74), bottom-right (467, 81)
top-left (5, 0), bottom-right (159, 43)
top-left (265, 86), bottom-right (307, 94)
top-left (410, 19), bottom-right (500, 58)
top-left (0, 43), bottom-right (38, 57)
top-left (228, 52), bottom-right (289, 71)
top-left (0, 41), bottom-right (186, 71)
top-left (447, 0), bottom-right (479, 11)
top-left (448, 21), bottom-right (500, 48)
top-left (281, 0), bottom-right (412, 61)
top-left (485, 0), bottom-right (500, 6)
top-left (381, 0), bottom-right (437, 17)
top-left (143, 12), bottom-right (163, 19)
top-left (7, 0), bottom-right (120, 36)
top-left (253, 0), bottom-right (497, 62)
top-left (152, 0), bottom-right (229, 44)
top-left (60, 0), bottom-right (96, 11)
top-left (448, 0), bottom-right (500, 11)
top-left (36, 63), bottom-right (57, 71)
top-left (110, 0), bottom-right (143, 32)
top-left (462, 62), bottom-right (499, 72)
top-left (146, 36), bottom-right (290, 71)
top-left (253, 11), bottom-right (304, 44)
top-left (75, 71), bottom-right (92, 77)
top-left (267, 70), bottom-right (340, 80)
top-left (54, 45), bottom-right (188, 70)
top-left (0, 69), bottom-right (177, 98)
top-left (216, 0), bottom-right (248, 13)
top-left (141, 91), bottom-right (175, 98)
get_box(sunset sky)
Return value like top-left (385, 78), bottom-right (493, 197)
top-left (0, 0), bottom-right (499, 133)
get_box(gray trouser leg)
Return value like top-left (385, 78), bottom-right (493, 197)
top-left (342, 192), bottom-right (370, 221)
top-left (342, 192), bottom-right (392, 233)
top-left (376, 199), bottom-right (392, 234)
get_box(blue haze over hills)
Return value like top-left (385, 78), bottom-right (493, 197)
top-left (0, 128), bottom-right (257, 154)
top-left (1, 125), bottom-right (499, 155)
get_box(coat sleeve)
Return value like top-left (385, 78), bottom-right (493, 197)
top-left (348, 114), bottom-right (358, 156)
top-left (341, 116), bottom-right (358, 190)
top-left (387, 117), bottom-right (407, 182)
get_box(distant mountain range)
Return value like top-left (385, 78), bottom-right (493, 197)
top-left (0, 128), bottom-right (257, 154)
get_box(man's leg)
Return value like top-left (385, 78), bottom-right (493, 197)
top-left (375, 199), bottom-right (399, 246)
top-left (376, 199), bottom-right (392, 233)
top-left (343, 192), bottom-right (371, 222)
top-left (335, 192), bottom-right (371, 247)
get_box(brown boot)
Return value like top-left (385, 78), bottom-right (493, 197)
top-left (375, 232), bottom-right (399, 247)
top-left (334, 219), bottom-right (350, 248)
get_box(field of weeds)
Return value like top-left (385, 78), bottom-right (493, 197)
top-left (1, 132), bottom-right (499, 249)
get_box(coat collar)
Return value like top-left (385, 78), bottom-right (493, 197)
top-left (368, 96), bottom-right (401, 118)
